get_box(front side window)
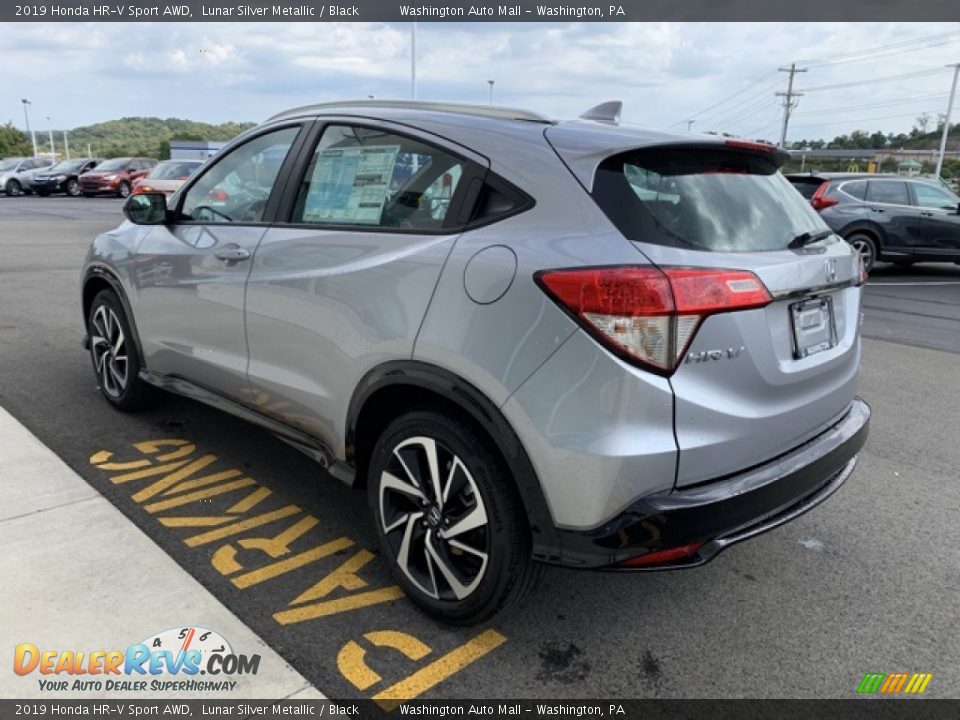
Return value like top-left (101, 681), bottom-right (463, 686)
top-left (290, 125), bottom-right (466, 231)
top-left (866, 181), bottom-right (909, 206)
top-left (593, 147), bottom-right (834, 252)
top-left (913, 183), bottom-right (958, 210)
top-left (181, 126), bottom-right (299, 224)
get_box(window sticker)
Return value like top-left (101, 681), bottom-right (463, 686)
top-left (303, 145), bottom-right (401, 225)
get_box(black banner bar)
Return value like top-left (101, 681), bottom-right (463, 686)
top-left (0, 699), bottom-right (956, 720)
top-left (5, 0), bottom-right (960, 22)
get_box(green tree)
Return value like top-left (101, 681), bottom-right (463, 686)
top-left (0, 123), bottom-right (32, 157)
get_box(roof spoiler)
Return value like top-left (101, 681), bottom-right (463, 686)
top-left (580, 101), bottom-right (622, 125)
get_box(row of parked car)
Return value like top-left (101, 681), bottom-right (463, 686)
top-left (0, 156), bottom-right (202, 198)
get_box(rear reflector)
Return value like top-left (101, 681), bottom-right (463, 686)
top-left (620, 542), bottom-right (705, 567)
top-left (810, 182), bottom-right (838, 211)
top-left (535, 266), bottom-right (772, 375)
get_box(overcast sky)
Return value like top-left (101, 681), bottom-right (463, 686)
top-left (4, 22), bottom-right (960, 143)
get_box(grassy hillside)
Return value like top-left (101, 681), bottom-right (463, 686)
top-left (64, 117), bottom-right (256, 159)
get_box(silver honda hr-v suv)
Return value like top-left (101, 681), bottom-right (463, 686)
top-left (81, 100), bottom-right (870, 624)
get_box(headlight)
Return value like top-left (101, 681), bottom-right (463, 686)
top-left (104, 174), bottom-right (118, 180)
top-left (54, 175), bottom-right (67, 181)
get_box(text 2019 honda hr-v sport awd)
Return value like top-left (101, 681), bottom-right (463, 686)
top-left (81, 100), bottom-right (870, 624)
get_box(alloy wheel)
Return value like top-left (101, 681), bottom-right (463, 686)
top-left (66, 179), bottom-right (80, 196)
top-left (6, 180), bottom-right (22, 196)
top-left (850, 237), bottom-right (874, 271)
top-left (118, 182), bottom-right (131, 198)
top-left (90, 305), bottom-right (129, 398)
top-left (379, 436), bottom-right (489, 601)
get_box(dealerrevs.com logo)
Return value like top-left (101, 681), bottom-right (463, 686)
top-left (14, 626), bottom-right (261, 692)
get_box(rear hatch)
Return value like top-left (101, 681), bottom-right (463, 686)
top-left (552, 135), bottom-right (863, 487)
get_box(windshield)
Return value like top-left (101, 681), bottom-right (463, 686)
top-left (594, 147), bottom-right (836, 252)
top-left (95, 158), bottom-right (129, 172)
top-left (0, 159), bottom-right (23, 171)
top-left (49, 160), bottom-right (87, 173)
top-left (149, 161), bottom-right (201, 180)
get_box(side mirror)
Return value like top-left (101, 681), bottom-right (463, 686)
top-left (123, 193), bottom-right (168, 225)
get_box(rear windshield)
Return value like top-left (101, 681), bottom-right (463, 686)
top-left (787, 177), bottom-right (825, 199)
top-left (593, 148), bottom-right (835, 252)
top-left (150, 161), bottom-right (201, 180)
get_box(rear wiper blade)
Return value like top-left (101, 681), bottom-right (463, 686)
top-left (788, 229), bottom-right (834, 249)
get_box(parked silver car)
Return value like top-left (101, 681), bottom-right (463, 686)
top-left (80, 100), bottom-right (870, 624)
top-left (1, 156), bottom-right (55, 196)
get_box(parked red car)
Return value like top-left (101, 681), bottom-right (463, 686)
top-left (79, 157), bottom-right (157, 198)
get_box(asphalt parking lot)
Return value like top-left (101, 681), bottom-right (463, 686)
top-left (1, 194), bottom-right (959, 700)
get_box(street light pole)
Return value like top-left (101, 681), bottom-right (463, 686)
top-left (934, 63), bottom-right (960, 179)
top-left (21, 99), bottom-right (38, 157)
top-left (686, 119), bottom-right (695, 132)
top-left (411, 22), bottom-right (417, 100)
top-left (46, 116), bottom-right (55, 159)
top-left (63, 131), bottom-right (70, 159)
top-left (488, 80), bottom-right (494, 105)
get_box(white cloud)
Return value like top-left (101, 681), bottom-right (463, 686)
top-left (2, 21), bottom-right (958, 144)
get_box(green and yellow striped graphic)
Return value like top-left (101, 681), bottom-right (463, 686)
top-left (857, 672), bottom-right (933, 695)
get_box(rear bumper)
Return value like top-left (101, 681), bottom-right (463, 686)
top-left (551, 397), bottom-right (870, 569)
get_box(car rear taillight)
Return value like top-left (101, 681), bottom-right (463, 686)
top-left (810, 182), bottom-right (838, 211)
top-left (856, 252), bottom-right (869, 285)
top-left (620, 541), bottom-right (705, 568)
top-left (535, 266), bottom-right (772, 375)
top-left (724, 139), bottom-right (776, 153)
top-left (132, 185), bottom-right (153, 195)
top-left (212, 190), bottom-right (228, 201)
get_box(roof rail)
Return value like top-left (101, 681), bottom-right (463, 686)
top-left (268, 100), bottom-right (552, 123)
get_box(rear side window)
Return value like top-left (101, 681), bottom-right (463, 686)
top-left (840, 181), bottom-right (867, 200)
top-left (788, 178), bottom-right (824, 200)
top-left (291, 125), bottom-right (466, 231)
top-left (593, 148), bottom-right (833, 252)
top-left (866, 181), bottom-right (909, 206)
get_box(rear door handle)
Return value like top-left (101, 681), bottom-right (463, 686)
top-left (214, 246), bottom-right (251, 263)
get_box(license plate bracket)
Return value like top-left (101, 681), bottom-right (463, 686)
top-left (790, 296), bottom-right (837, 359)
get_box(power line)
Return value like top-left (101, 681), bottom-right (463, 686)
top-left (789, 108), bottom-right (944, 130)
top-left (793, 29), bottom-right (960, 67)
top-left (682, 69), bottom-right (779, 123)
top-left (793, 93), bottom-right (950, 117)
top-left (799, 67), bottom-right (952, 93)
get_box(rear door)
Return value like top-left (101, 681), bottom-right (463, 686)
top-left (244, 121), bottom-right (485, 449)
top-left (912, 181), bottom-right (960, 255)
top-left (588, 144), bottom-right (862, 486)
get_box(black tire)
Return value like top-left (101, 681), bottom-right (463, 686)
top-left (66, 179), bottom-right (80, 197)
top-left (87, 290), bottom-right (157, 411)
top-left (367, 407), bottom-right (541, 625)
top-left (5, 179), bottom-right (22, 197)
top-left (117, 181), bottom-right (131, 198)
top-left (846, 232), bottom-right (878, 273)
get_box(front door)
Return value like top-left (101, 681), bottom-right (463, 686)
top-left (134, 124), bottom-right (303, 400)
top-left (912, 181), bottom-right (960, 257)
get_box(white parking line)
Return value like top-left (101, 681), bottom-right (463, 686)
top-left (0, 406), bottom-right (326, 700)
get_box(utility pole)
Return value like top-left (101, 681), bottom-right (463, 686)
top-left (411, 22), bottom-right (417, 100)
top-left (686, 119), bottom-right (695, 131)
top-left (63, 131), bottom-right (70, 159)
top-left (935, 63), bottom-right (960, 178)
top-left (87, 143), bottom-right (92, 158)
top-left (46, 116), bottom-right (55, 159)
top-left (21, 99), bottom-right (37, 157)
top-left (488, 80), bottom-right (494, 105)
top-left (776, 63), bottom-right (807, 149)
